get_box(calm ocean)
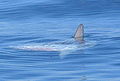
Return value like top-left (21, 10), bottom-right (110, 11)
top-left (0, 0), bottom-right (120, 81)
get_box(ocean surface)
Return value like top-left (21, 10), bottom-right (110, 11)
top-left (0, 0), bottom-right (120, 81)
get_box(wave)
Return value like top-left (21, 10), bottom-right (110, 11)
top-left (0, 0), bottom-right (119, 20)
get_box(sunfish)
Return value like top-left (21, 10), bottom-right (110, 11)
top-left (14, 24), bottom-right (85, 51)
top-left (11, 24), bottom-right (96, 58)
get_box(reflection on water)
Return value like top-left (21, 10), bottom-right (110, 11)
top-left (0, 0), bottom-right (120, 81)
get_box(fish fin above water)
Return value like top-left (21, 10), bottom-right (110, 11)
top-left (74, 24), bottom-right (84, 42)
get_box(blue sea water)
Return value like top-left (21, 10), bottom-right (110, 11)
top-left (0, 0), bottom-right (120, 81)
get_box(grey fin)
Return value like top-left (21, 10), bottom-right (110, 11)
top-left (74, 24), bottom-right (84, 42)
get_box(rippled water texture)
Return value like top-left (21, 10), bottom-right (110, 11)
top-left (0, 0), bottom-right (120, 81)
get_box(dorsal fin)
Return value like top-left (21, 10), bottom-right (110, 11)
top-left (74, 24), bottom-right (84, 42)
